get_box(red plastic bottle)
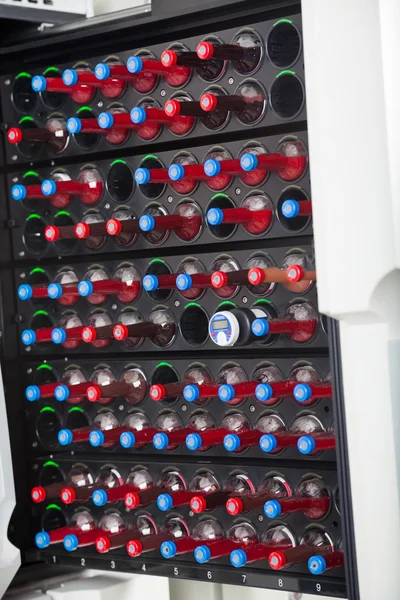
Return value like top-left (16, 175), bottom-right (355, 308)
top-left (269, 528), bottom-right (333, 570)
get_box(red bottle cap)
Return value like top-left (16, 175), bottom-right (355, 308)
top-left (164, 99), bottom-right (180, 116)
top-left (96, 536), bottom-right (111, 554)
top-left (87, 385), bottom-right (102, 402)
top-left (124, 491), bottom-right (140, 509)
top-left (60, 487), bottom-right (76, 504)
top-left (161, 50), bottom-right (177, 67)
top-left (31, 486), bottom-right (46, 503)
top-left (113, 324), bottom-right (129, 341)
top-left (269, 551), bottom-right (287, 570)
top-left (126, 539), bottom-right (143, 557)
top-left (225, 497), bottom-right (243, 515)
top-left (7, 127), bottom-right (23, 144)
top-left (211, 271), bottom-right (228, 289)
top-left (106, 219), bottom-right (122, 236)
top-left (286, 264), bottom-right (304, 283)
top-left (196, 41), bottom-right (214, 60)
top-left (81, 326), bottom-right (97, 343)
top-left (200, 93), bottom-right (218, 112)
top-left (149, 384), bottom-right (166, 401)
top-left (247, 267), bottom-right (264, 285)
top-left (44, 226), bottom-right (60, 242)
top-left (190, 496), bottom-right (206, 514)
top-left (75, 222), bottom-right (90, 239)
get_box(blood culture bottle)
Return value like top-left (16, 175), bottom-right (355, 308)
top-left (58, 410), bottom-right (119, 446)
top-left (194, 521), bottom-right (259, 563)
top-left (35, 509), bottom-right (95, 549)
top-left (174, 258), bottom-right (208, 301)
top-left (64, 512), bottom-right (125, 552)
top-left (183, 362), bottom-right (247, 406)
top-left (126, 515), bottom-right (190, 558)
top-left (152, 411), bottom-right (194, 451)
top-left (269, 528), bottom-right (334, 570)
top-left (224, 413), bottom-right (286, 452)
top-left (150, 363), bottom-right (212, 403)
top-left (41, 168), bottom-right (103, 207)
top-left (47, 269), bottom-right (80, 306)
top-left (160, 518), bottom-right (224, 559)
top-left (218, 362), bottom-right (282, 406)
top-left (226, 474), bottom-right (291, 516)
top-left (53, 366), bottom-right (89, 404)
top-left (189, 471), bottom-right (231, 514)
top-left (113, 307), bottom-right (176, 349)
top-left (186, 412), bottom-right (250, 452)
top-left (230, 524), bottom-right (295, 567)
top-left (32, 463), bottom-right (94, 504)
top-left (74, 212), bottom-right (107, 250)
top-left (264, 476), bottom-right (330, 520)
top-left (51, 312), bottom-right (84, 349)
top-left (78, 264), bottom-right (141, 305)
top-left (259, 413), bottom-right (325, 454)
top-left (32, 71), bottom-right (95, 104)
top-left (81, 311), bottom-right (114, 348)
top-left (240, 139), bottom-right (307, 184)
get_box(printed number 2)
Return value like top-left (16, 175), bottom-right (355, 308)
top-left (81, 558), bottom-right (86, 567)
top-left (174, 567), bottom-right (179, 576)
top-left (316, 583), bottom-right (322, 593)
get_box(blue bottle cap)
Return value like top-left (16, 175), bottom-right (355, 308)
top-left (63, 533), bottom-right (79, 551)
top-left (157, 493), bottom-right (173, 511)
top-left (35, 531), bottom-right (50, 549)
top-left (186, 432), bottom-right (202, 451)
top-left (143, 274), bottom-right (159, 291)
top-left (255, 383), bottom-right (273, 402)
top-left (78, 280), bottom-right (94, 297)
top-left (259, 433), bottom-right (277, 453)
top-left (41, 179), bottom-right (57, 196)
top-left (264, 499), bottom-right (282, 518)
top-left (32, 75), bottom-right (47, 92)
top-left (11, 184), bottom-right (27, 201)
top-left (176, 273), bottom-right (192, 291)
top-left (94, 63), bottom-right (110, 80)
top-left (89, 430), bottom-right (105, 447)
top-left (26, 385), bottom-right (41, 402)
top-left (120, 431), bottom-right (136, 448)
top-left (66, 118), bottom-right (82, 134)
top-left (18, 284), bottom-right (33, 300)
top-left (183, 384), bottom-right (199, 401)
top-left (240, 152), bottom-right (258, 171)
top-left (139, 214), bottom-right (155, 231)
top-left (98, 112), bottom-right (114, 129)
top-left (297, 435), bottom-right (316, 455)
top-left (127, 56), bottom-right (143, 74)
top-left (51, 328), bottom-right (66, 344)
top-left (58, 428), bottom-right (73, 445)
top-left (308, 555), bottom-right (327, 575)
top-left (153, 432), bottom-right (169, 450)
top-left (203, 158), bottom-right (221, 177)
top-left (252, 318), bottom-right (270, 337)
top-left (168, 163), bottom-right (185, 181)
top-left (230, 549), bottom-right (247, 568)
top-left (218, 384), bottom-right (235, 402)
top-left (135, 168), bottom-right (151, 185)
top-left (294, 383), bottom-right (312, 402)
top-left (224, 433), bottom-right (241, 452)
top-left (194, 545), bottom-right (211, 564)
top-left (47, 283), bottom-right (63, 299)
top-left (282, 199), bottom-right (300, 218)
top-left (130, 106), bottom-right (146, 124)
top-left (22, 329), bottom-right (36, 346)
top-left (92, 488), bottom-right (108, 506)
top-left (207, 207), bottom-right (224, 226)
top-left (160, 540), bottom-right (177, 558)
top-left (62, 69), bottom-right (78, 86)
top-left (54, 384), bottom-right (70, 402)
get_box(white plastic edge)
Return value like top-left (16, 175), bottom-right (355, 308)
top-left (0, 365), bottom-right (20, 597)
top-left (301, 2), bottom-right (400, 599)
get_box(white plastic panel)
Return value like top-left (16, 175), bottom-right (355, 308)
top-left (0, 365), bottom-right (20, 596)
top-left (301, 1), bottom-right (400, 599)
